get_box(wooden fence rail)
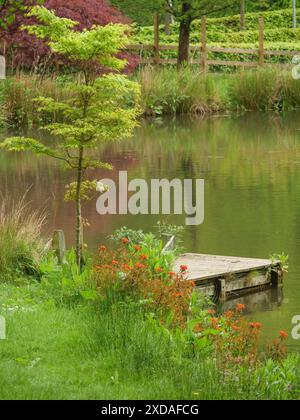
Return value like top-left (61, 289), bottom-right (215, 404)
top-left (126, 15), bottom-right (300, 70)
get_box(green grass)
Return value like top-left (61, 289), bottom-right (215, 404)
top-left (137, 67), bottom-right (300, 116)
top-left (0, 279), bottom-right (299, 400)
top-left (0, 197), bottom-right (46, 282)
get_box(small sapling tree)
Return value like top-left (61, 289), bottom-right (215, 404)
top-left (0, 6), bottom-right (141, 269)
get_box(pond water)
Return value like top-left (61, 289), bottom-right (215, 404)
top-left (1, 112), bottom-right (300, 350)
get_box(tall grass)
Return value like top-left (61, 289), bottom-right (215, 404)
top-left (0, 196), bottom-right (46, 281)
top-left (138, 66), bottom-right (226, 116)
top-left (1, 75), bottom-right (73, 128)
top-left (2, 68), bottom-right (300, 125)
top-left (138, 66), bottom-right (300, 115)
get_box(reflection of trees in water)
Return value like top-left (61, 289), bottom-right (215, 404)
top-left (1, 111), bottom-right (300, 252)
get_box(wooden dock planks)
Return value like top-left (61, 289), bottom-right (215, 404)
top-left (174, 253), bottom-right (282, 300)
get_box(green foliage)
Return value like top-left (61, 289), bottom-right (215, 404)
top-left (110, 0), bottom-right (162, 26)
top-left (137, 66), bottom-right (300, 115)
top-left (138, 66), bottom-right (226, 116)
top-left (0, 0), bottom-right (44, 29)
top-left (0, 6), bottom-right (141, 267)
top-left (109, 224), bottom-right (184, 257)
top-left (0, 196), bottom-right (45, 282)
top-left (0, 75), bottom-right (72, 128)
top-left (134, 8), bottom-right (299, 65)
top-left (25, 6), bottom-right (130, 70)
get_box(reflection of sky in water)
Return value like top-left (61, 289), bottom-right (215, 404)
top-left (1, 111), bottom-right (300, 350)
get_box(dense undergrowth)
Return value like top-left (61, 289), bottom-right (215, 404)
top-left (131, 8), bottom-right (300, 69)
top-left (1, 67), bottom-right (300, 125)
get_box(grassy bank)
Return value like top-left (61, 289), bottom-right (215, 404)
top-left (1, 67), bottom-right (300, 126)
top-left (0, 216), bottom-right (299, 400)
top-left (139, 66), bottom-right (300, 116)
top-left (1, 280), bottom-right (299, 400)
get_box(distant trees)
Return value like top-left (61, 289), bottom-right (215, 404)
top-left (0, 0), bottom-right (138, 72)
top-left (110, 0), bottom-right (162, 26)
top-left (161, 1), bottom-right (236, 66)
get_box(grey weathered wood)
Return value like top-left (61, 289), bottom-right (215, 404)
top-left (52, 230), bottom-right (66, 264)
top-left (162, 235), bottom-right (176, 254)
top-left (174, 253), bottom-right (282, 300)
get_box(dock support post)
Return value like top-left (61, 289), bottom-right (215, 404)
top-left (218, 278), bottom-right (226, 301)
top-left (271, 268), bottom-right (284, 286)
top-left (52, 230), bottom-right (66, 265)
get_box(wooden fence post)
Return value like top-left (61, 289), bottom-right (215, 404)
top-left (154, 13), bottom-right (160, 65)
top-left (258, 17), bottom-right (264, 66)
top-left (52, 230), bottom-right (66, 264)
top-left (201, 16), bottom-right (207, 73)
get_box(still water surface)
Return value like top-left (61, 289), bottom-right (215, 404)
top-left (1, 112), bottom-right (300, 350)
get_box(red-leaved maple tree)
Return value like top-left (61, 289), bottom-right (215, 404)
top-left (0, 0), bottom-right (138, 72)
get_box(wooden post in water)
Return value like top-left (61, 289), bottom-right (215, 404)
top-left (258, 17), bottom-right (265, 67)
top-left (201, 16), bottom-right (208, 73)
top-left (52, 230), bottom-right (66, 264)
top-left (154, 13), bottom-right (160, 66)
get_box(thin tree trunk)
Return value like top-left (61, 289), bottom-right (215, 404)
top-left (76, 146), bottom-right (84, 270)
top-left (177, 3), bottom-right (192, 67)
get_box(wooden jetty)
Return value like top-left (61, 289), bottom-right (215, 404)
top-left (174, 253), bottom-right (283, 301)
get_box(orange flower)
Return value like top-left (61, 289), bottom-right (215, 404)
top-left (122, 238), bottom-right (129, 245)
top-left (193, 324), bottom-right (203, 334)
top-left (134, 245), bottom-right (142, 252)
top-left (99, 245), bottom-right (106, 252)
top-left (232, 325), bottom-right (240, 332)
top-left (168, 271), bottom-right (176, 277)
top-left (208, 309), bottom-right (216, 316)
top-left (155, 267), bottom-right (164, 274)
top-left (173, 292), bottom-right (184, 298)
top-left (211, 318), bottom-right (219, 327)
top-left (140, 254), bottom-right (149, 260)
top-left (111, 260), bottom-right (118, 266)
top-left (279, 330), bottom-right (289, 340)
top-left (122, 264), bottom-right (132, 271)
top-left (135, 262), bottom-right (145, 269)
top-left (180, 265), bottom-right (188, 272)
top-left (225, 310), bottom-right (234, 319)
top-left (236, 303), bottom-right (246, 312)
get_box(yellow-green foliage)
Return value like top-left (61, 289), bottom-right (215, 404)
top-left (0, 6), bottom-right (141, 267)
top-left (134, 8), bottom-right (299, 65)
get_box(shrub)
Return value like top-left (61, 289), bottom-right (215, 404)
top-left (1, 75), bottom-right (73, 128)
top-left (138, 66), bottom-right (225, 116)
top-left (0, 196), bottom-right (46, 282)
top-left (227, 67), bottom-right (281, 111)
top-left (94, 239), bottom-right (195, 329)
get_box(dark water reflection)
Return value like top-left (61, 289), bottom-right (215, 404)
top-left (1, 112), bottom-right (300, 350)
